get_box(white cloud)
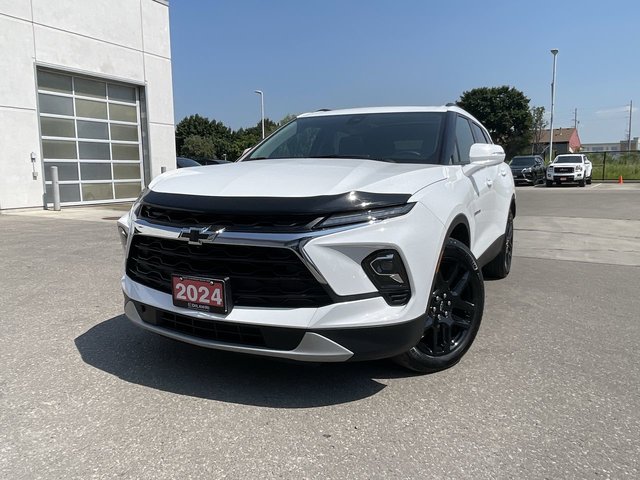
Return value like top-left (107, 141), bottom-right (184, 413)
top-left (595, 105), bottom-right (637, 116)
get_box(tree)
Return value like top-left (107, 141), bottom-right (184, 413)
top-left (278, 113), bottom-right (297, 126)
top-left (181, 135), bottom-right (215, 160)
top-left (209, 120), bottom-right (234, 159)
top-left (530, 106), bottom-right (547, 154)
top-left (175, 114), bottom-right (214, 155)
top-left (457, 86), bottom-right (533, 158)
top-left (175, 115), bottom-right (281, 161)
top-left (175, 115), bottom-right (236, 159)
top-left (230, 119), bottom-right (279, 159)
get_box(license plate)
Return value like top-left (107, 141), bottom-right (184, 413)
top-left (560, 177), bottom-right (567, 181)
top-left (172, 275), bottom-right (230, 313)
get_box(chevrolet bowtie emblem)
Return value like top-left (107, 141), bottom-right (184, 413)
top-left (178, 226), bottom-right (225, 245)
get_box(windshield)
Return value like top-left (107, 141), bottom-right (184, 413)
top-left (510, 157), bottom-right (536, 167)
top-left (555, 156), bottom-right (582, 164)
top-left (245, 112), bottom-right (446, 164)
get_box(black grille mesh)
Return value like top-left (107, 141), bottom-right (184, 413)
top-left (156, 309), bottom-right (266, 346)
top-left (135, 303), bottom-right (306, 350)
top-left (126, 235), bottom-right (333, 308)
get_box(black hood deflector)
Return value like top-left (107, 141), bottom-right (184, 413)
top-left (141, 190), bottom-right (411, 215)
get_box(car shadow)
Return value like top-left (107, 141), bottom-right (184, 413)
top-left (75, 315), bottom-right (419, 408)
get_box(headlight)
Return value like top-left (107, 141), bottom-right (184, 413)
top-left (547, 166), bottom-right (553, 172)
top-left (317, 203), bottom-right (415, 229)
top-left (522, 167), bottom-right (531, 173)
top-left (575, 165), bottom-right (583, 171)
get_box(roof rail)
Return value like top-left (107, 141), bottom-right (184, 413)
top-left (316, 108), bottom-right (331, 112)
top-left (445, 103), bottom-right (456, 107)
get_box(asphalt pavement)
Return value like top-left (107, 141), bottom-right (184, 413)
top-left (1, 184), bottom-right (639, 479)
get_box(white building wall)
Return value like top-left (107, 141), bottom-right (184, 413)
top-left (0, 0), bottom-right (175, 210)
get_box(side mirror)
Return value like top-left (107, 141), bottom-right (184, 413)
top-left (469, 143), bottom-right (505, 166)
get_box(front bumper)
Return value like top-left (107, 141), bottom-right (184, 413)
top-left (121, 201), bottom-right (444, 361)
top-left (511, 170), bottom-right (536, 183)
top-left (547, 170), bottom-right (584, 183)
top-left (125, 296), bottom-right (426, 362)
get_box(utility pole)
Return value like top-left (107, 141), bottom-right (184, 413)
top-left (628, 100), bottom-right (633, 151)
top-left (574, 108), bottom-right (578, 130)
top-left (254, 90), bottom-right (265, 139)
top-left (549, 49), bottom-right (559, 163)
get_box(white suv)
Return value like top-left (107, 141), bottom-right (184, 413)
top-left (118, 106), bottom-right (516, 372)
top-left (546, 154), bottom-right (593, 187)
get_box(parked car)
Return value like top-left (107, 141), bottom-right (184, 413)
top-left (177, 157), bottom-right (231, 168)
top-left (509, 155), bottom-right (545, 185)
top-left (176, 156), bottom-right (201, 168)
top-left (118, 106), bottom-right (516, 373)
top-left (546, 154), bottom-right (593, 187)
top-left (198, 158), bottom-right (231, 166)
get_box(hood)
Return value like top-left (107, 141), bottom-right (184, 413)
top-left (150, 158), bottom-right (447, 197)
top-left (510, 164), bottom-right (532, 171)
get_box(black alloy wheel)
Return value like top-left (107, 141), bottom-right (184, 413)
top-left (394, 239), bottom-right (484, 373)
top-left (483, 210), bottom-right (514, 280)
top-left (504, 216), bottom-right (514, 271)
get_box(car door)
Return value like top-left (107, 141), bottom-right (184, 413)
top-left (535, 158), bottom-right (544, 182)
top-left (459, 116), bottom-right (498, 254)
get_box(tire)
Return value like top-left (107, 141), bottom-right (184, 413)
top-left (579, 178), bottom-right (586, 187)
top-left (546, 180), bottom-right (553, 187)
top-left (394, 239), bottom-right (484, 373)
top-left (483, 210), bottom-right (514, 280)
top-left (587, 175), bottom-right (592, 185)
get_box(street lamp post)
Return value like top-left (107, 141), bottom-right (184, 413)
top-left (254, 90), bottom-right (265, 139)
top-left (549, 49), bottom-right (559, 163)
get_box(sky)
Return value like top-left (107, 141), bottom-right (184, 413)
top-left (169, 0), bottom-right (640, 144)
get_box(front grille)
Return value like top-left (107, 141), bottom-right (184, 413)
top-left (134, 304), bottom-right (306, 350)
top-left (554, 167), bottom-right (574, 174)
top-left (157, 309), bottom-right (267, 346)
top-left (126, 235), bottom-right (333, 308)
top-left (139, 205), bottom-right (322, 232)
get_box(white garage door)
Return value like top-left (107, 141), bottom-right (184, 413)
top-left (37, 69), bottom-right (144, 205)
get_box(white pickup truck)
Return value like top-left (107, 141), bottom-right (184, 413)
top-left (546, 154), bottom-right (593, 187)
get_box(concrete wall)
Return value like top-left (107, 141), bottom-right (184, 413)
top-left (0, 0), bottom-right (175, 210)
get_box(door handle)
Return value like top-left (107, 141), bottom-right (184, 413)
top-left (486, 178), bottom-right (493, 187)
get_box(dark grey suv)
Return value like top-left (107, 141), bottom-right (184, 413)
top-left (509, 155), bottom-right (545, 185)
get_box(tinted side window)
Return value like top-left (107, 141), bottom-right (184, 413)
top-left (471, 123), bottom-right (490, 144)
top-left (455, 116), bottom-right (475, 164)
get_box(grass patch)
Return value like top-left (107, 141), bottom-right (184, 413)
top-left (586, 152), bottom-right (640, 180)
